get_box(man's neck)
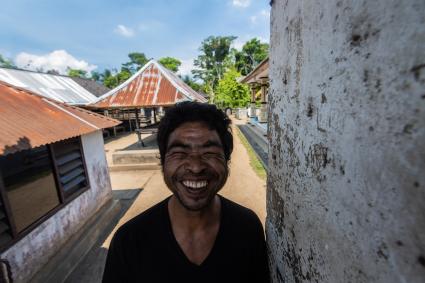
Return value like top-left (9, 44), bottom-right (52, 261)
top-left (168, 195), bottom-right (221, 232)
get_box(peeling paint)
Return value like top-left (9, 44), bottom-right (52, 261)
top-left (268, 0), bottom-right (425, 282)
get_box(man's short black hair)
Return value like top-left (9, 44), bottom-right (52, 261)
top-left (157, 101), bottom-right (233, 165)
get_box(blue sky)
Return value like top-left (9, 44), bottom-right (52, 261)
top-left (0, 0), bottom-right (270, 76)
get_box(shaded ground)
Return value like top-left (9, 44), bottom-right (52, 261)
top-left (66, 117), bottom-right (266, 282)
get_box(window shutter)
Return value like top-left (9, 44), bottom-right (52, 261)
top-left (51, 138), bottom-right (88, 198)
top-left (0, 199), bottom-right (12, 247)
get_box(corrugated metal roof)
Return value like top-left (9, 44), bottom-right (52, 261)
top-left (90, 60), bottom-right (207, 109)
top-left (71, 77), bottom-right (111, 97)
top-left (0, 80), bottom-right (120, 156)
top-left (0, 67), bottom-right (98, 105)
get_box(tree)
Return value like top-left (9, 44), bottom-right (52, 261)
top-left (192, 36), bottom-right (237, 92)
top-left (234, 38), bottom-right (269, 76)
top-left (90, 71), bottom-right (102, 82)
top-left (158, 57), bottom-right (181, 72)
top-left (214, 68), bottom-right (249, 108)
top-left (0, 54), bottom-right (16, 68)
top-left (122, 52), bottom-right (149, 74)
top-left (67, 69), bottom-right (87, 78)
top-left (182, 75), bottom-right (202, 92)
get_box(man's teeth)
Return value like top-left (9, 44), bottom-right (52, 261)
top-left (182, 180), bottom-right (208, 189)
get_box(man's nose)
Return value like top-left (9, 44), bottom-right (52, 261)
top-left (185, 154), bottom-right (206, 173)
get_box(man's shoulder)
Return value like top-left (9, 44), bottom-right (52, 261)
top-left (113, 197), bottom-right (169, 240)
top-left (220, 195), bottom-right (263, 231)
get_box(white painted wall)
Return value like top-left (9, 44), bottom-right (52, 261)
top-left (1, 130), bottom-right (112, 283)
top-left (267, 0), bottom-right (425, 282)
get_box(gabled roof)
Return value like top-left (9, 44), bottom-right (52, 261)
top-left (240, 57), bottom-right (269, 84)
top-left (71, 77), bottom-right (111, 97)
top-left (0, 81), bottom-right (120, 156)
top-left (0, 67), bottom-right (98, 105)
top-left (90, 60), bottom-right (207, 109)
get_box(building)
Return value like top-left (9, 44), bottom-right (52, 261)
top-left (0, 67), bottom-right (98, 105)
top-left (70, 76), bottom-right (111, 98)
top-left (240, 57), bottom-right (269, 124)
top-left (89, 60), bottom-right (207, 134)
top-left (0, 81), bottom-right (120, 282)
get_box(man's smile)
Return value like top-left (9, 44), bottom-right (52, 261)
top-left (182, 180), bottom-right (209, 189)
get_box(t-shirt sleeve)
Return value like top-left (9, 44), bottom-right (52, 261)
top-left (102, 229), bottom-right (130, 283)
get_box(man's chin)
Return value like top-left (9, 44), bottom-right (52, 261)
top-left (175, 194), bottom-right (214, 211)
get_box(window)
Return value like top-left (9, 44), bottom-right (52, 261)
top-left (0, 137), bottom-right (89, 251)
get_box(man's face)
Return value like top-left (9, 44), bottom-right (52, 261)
top-left (163, 121), bottom-right (229, 211)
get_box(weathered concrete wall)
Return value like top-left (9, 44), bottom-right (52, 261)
top-left (267, 1), bottom-right (425, 282)
top-left (2, 130), bottom-right (112, 282)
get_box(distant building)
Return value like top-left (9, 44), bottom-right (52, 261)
top-left (240, 57), bottom-right (269, 124)
top-left (0, 81), bottom-right (120, 282)
top-left (89, 59), bottom-right (207, 133)
top-left (0, 67), bottom-right (98, 105)
top-left (70, 76), bottom-right (111, 98)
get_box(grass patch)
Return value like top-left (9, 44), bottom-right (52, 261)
top-left (235, 127), bottom-right (267, 180)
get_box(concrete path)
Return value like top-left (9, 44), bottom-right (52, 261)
top-left (65, 117), bottom-right (266, 282)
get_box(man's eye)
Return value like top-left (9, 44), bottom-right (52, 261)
top-left (203, 152), bottom-right (224, 159)
top-left (169, 152), bottom-right (187, 158)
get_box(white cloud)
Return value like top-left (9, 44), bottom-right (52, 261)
top-left (260, 9), bottom-right (270, 18)
top-left (15, 50), bottom-right (97, 75)
top-left (114, 24), bottom-right (135, 37)
top-left (250, 9), bottom-right (270, 25)
top-left (178, 58), bottom-right (195, 77)
top-left (232, 0), bottom-right (251, 8)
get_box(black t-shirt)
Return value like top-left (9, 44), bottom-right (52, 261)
top-left (102, 195), bottom-right (270, 283)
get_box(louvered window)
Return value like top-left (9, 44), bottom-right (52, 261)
top-left (0, 136), bottom-right (89, 251)
top-left (0, 197), bottom-right (12, 248)
top-left (51, 137), bottom-right (88, 199)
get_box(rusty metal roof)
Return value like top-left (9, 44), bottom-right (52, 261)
top-left (90, 60), bottom-right (207, 109)
top-left (0, 67), bottom-right (98, 105)
top-left (0, 81), bottom-right (120, 156)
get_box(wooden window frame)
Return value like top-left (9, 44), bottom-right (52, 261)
top-left (0, 136), bottom-right (90, 252)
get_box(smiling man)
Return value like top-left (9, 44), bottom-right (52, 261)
top-left (103, 102), bottom-right (270, 283)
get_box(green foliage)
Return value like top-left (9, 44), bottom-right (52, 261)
top-left (67, 69), bottom-right (87, 78)
top-left (215, 68), bottom-right (249, 108)
top-left (90, 71), bottom-right (102, 82)
top-left (234, 38), bottom-right (269, 75)
top-left (192, 36), bottom-right (237, 91)
top-left (103, 70), bottom-right (119, 89)
top-left (122, 52), bottom-right (149, 74)
top-left (0, 54), bottom-right (16, 68)
top-left (182, 75), bottom-right (202, 92)
top-left (158, 57), bottom-right (181, 72)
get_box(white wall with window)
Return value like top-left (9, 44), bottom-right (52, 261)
top-left (0, 130), bottom-right (112, 283)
